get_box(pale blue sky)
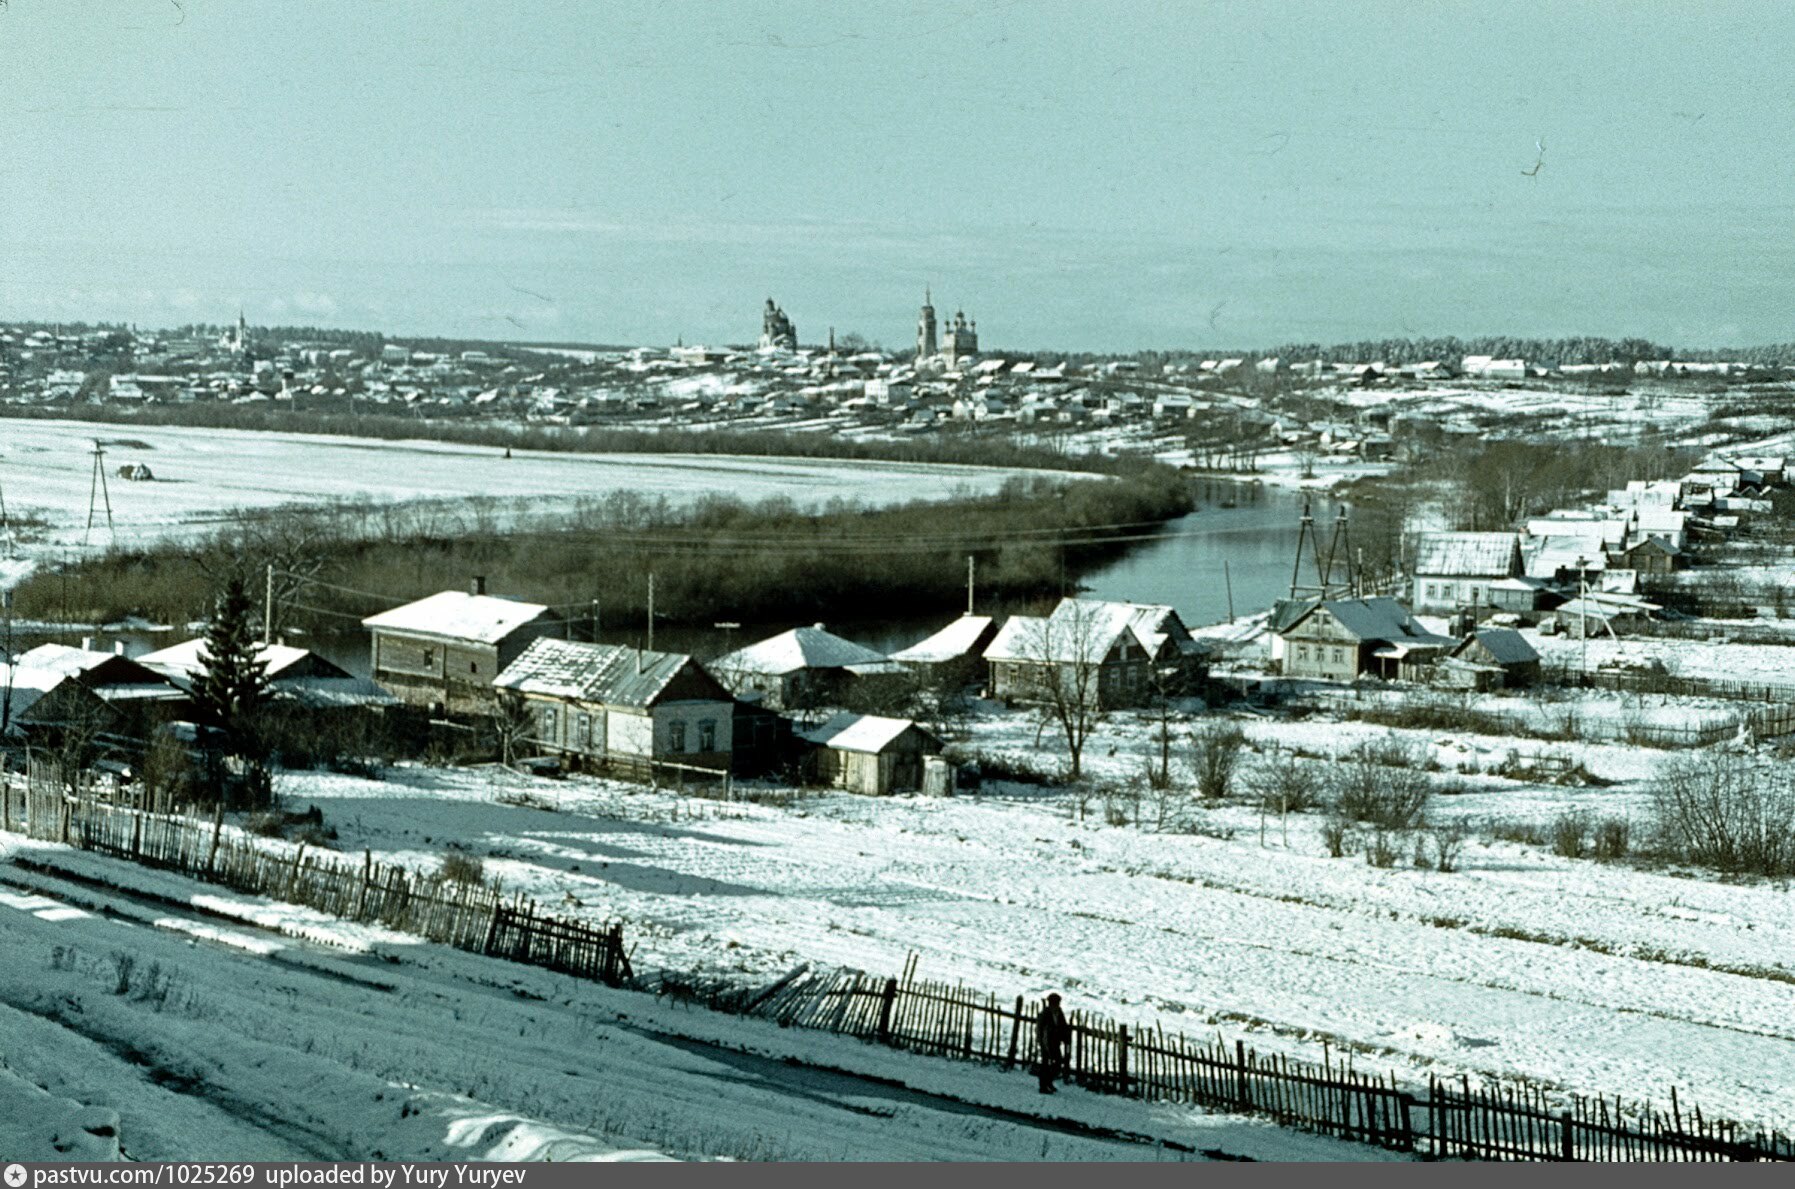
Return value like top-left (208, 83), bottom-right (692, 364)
top-left (3, 1), bottom-right (1792, 351)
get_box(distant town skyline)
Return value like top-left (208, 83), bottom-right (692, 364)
top-left (4, 2), bottom-right (1794, 352)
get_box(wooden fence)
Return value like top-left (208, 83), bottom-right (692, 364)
top-left (0, 781), bottom-right (631, 987)
top-left (662, 959), bottom-right (1795, 1162)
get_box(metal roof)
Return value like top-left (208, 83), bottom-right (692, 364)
top-left (362, 591), bottom-right (549, 645)
top-left (891, 615), bottom-right (995, 664)
top-left (1413, 532), bottom-right (1520, 577)
top-left (800, 712), bottom-right (936, 754)
top-left (494, 637), bottom-right (716, 708)
top-left (714, 625), bottom-right (886, 677)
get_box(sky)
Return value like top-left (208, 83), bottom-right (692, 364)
top-left (2, 0), bottom-right (1794, 352)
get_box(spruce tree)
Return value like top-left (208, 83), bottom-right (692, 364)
top-left (192, 574), bottom-right (271, 756)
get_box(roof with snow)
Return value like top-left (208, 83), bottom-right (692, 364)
top-left (1413, 532), bottom-right (1521, 577)
top-left (1281, 597), bottom-right (1454, 648)
top-left (890, 615), bottom-right (996, 664)
top-left (494, 637), bottom-right (721, 707)
top-left (362, 591), bottom-right (550, 645)
top-left (137, 638), bottom-right (348, 682)
top-left (800, 712), bottom-right (938, 754)
top-left (1455, 627), bottom-right (1539, 667)
top-left (714, 626), bottom-right (886, 677)
top-left (983, 600), bottom-right (1174, 666)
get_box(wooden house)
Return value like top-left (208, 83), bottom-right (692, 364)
top-left (984, 599), bottom-right (1206, 708)
top-left (1272, 596), bottom-right (1455, 682)
top-left (1411, 532), bottom-right (1524, 614)
top-left (16, 643), bottom-right (189, 734)
top-left (494, 638), bottom-right (736, 776)
top-left (711, 625), bottom-right (887, 711)
top-left (1606, 536), bottom-right (1680, 576)
top-left (799, 713), bottom-right (943, 795)
top-left (361, 580), bottom-right (554, 713)
top-left (1438, 628), bottom-right (1542, 690)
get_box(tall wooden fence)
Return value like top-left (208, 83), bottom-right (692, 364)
top-left (0, 781), bottom-right (631, 987)
top-left (661, 960), bottom-right (1795, 1162)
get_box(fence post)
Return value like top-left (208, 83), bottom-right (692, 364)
top-left (1117, 1024), bottom-right (1131, 1095)
top-left (1561, 1110), bottom-right (1575, 1161)
top-left (354, 850), bottom-right (373, 918)
top-left (876, 977), bottom-right (899, 1044)
top-left (130, 810), bottom-right (142, 858)
top-left (1235, 1040), bottom-right (1251, 1110)
top-left (1007, 995), bottom-right (1024, 1069)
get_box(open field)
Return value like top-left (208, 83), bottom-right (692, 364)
top-left (0, 419), bottom-right (1085, 552)
top-left (112, 703), bottom-right (1786, 1139)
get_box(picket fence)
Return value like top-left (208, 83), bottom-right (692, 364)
top-left (0, 781), bottom-right (631, 987)
top-left (660, 960), bottom-right (1795, 1162)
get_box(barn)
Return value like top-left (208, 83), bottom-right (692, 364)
top-left (799, 713), bottom-right (944, 796)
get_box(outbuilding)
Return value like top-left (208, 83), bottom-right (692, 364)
top-left (799, 713), bottom-right (944, 796)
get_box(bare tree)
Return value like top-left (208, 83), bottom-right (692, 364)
top-left (1017, 603), bottom-right (1111, 781)
top-left (489, 689), bottom-right (536, 769)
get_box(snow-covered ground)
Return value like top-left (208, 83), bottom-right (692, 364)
top-left (0, 419), bottom-right (1088, 552)
top-left (100, 702), bottom-right (1783, 1139)
top-left (0, 844), bottom-right (1381, 1162)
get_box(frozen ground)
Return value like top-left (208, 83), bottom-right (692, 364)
top-left (144, 701), bottom-right (1792, 1138)
top-left (0, 419), bottom-right (1085, 552)
top-left (0, 844), bottom-right (1379, 1162)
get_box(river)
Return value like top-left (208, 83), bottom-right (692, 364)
top-left (23, 480), bottom-right (1347, 673)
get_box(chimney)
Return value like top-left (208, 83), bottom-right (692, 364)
top-left (82, 636), bottom-right (94, 651)
top-left (470, 576), bottom-right (486, 597)
top-left (114, 641), bottom-right (125, 656)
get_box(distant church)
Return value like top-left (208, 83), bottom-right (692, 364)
top-left (915, 289), bottom-right (977, 367)
top-left (760, 298), bottom-right (798, 350)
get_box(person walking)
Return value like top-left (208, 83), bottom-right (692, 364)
top-left (1034, 993), bottom-right (1070, 1094)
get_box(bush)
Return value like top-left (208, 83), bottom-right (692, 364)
top-left (1592, 816), bottom-right (1631, 861)
top-left (437, 850), bottom-right (487, 886)
top-left (1430, 820), bottom-right (1469, 873)
top-left (1248, 747), bottom-right (1317, 815)
top-left (1365, 829), bottom-right (1402, 868)
top-left (1650, 752), bottom-right (1795, 877)
top-left (1483, 818), bottom-right (1545, 847)
top-left (1550, 810), bottom-right (1590, 859)
top-left (1333, 743), bottom-right (1431, 830)
top-left (1192, 723), bottom-right (1247, 800)
top-left (1320, 813), bottom-right (1353, 858)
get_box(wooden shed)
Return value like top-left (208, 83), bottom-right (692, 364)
top-left (799, 713), bottom-right (944, 796)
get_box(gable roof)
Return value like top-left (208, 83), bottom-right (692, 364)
top-left (1414, 532), bottom-right (1521, 577)
top-left (800, 712), bottom-right (938, 754)
top-left (1454, 627), bottom-right (1539, 667)
top-left (137, 638), bottom-right (349, 683)
top-left (1048, 599), bottom-right (1200, 660)
top-left (362, 591), bottom-right (550, 645)
top-left (890, 615), bottom-right (996, 664)
top-left (1281, 597), bottom-right (1454, 647)
top-left (15, 643), bottom-right (176, 688)
top-left (714, 625), bottom-right (886, 677)
top-left (494, 637), bottom-right (723, 708)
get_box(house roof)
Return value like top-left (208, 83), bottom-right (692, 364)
top-left (1456, 627), bottom-right (1539, 667)
top-left (494, 637), bottom-right (717, 708)
top-left (1413, 532), bottom-right (1520, 577)
top-left (891, 615), bottom-right (996, 664)
top-left (985, 598), bottom-right (1194, 666)
top-left (137, 638), bottom-right (348, 683)
top-left (362, 591), bottom-right (549, 645)
top-left (0, 664), bottom-right (69, 721)
top-left (714, 625), bottom-right (886, 677)
top-left (1282, 597), bottom-right (1454, 648)
top-left (800, 712), bottom-right (935, 754)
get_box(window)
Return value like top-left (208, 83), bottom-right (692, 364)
top-left (698, 719), bottom-right (716, 752)
top-left (1296, 644), bottom-right (1309, 660)
top-left (423, 648), bottom-right (436, 669)
top-left (576, 712), bottom-right (591, 749)
top-left (1332, 648), bottom-right (1344, 663)
top-left (538, 705), bottom-right (559, 741)
top-left (469, 661), bottom-right (478, 675)
top-left (668, 721), bottom-right (687, 753)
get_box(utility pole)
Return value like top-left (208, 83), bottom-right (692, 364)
top-left (2, 589), bottom-right (14, 737)
top-left (590, 597), bottom-right (600, 644)
top-left (966, 554), bottom-right (976, 615)
top-left (1224, 560), bottom-right (1235, 623)
top-left (264, 563), bottom-right (274, 645)
top-left (84, 441), bottom-right (114, 547)
top-left (647, 573), bottom-right (655, 653)
top-left (1577, 555), bottom-right (1589, 679)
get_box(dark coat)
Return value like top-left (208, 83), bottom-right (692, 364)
top-left (1036, 1002), bottom-right (1069, 1059)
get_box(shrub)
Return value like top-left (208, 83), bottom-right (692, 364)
top-left (1320, 812), bottom-right (1353, 858)
top-left (1192, 723), bottom-right (1247, 800)
top-left (1333, 743), bottom-right (1431, 830)
top-left (1365, 829), bottom-right (1402, 868)
top-left (1483, 817), bottom-right (1545, 847)
top-left (1430, 820), bottom-right (1470, 873)
top-left (1650, 752), bottom-right (1795, 877)
top-left (1248, 747), bottom-right (1317, 815)
top-left (1592, 816), bottom-right (1631, 861)
top-left (437, 850), bottom-right (487, 886)
top-left (1550, 810), bottom-right (1590, 859)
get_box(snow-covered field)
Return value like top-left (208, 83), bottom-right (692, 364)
top-left (0, 842), bottom-right (1380, 1162)
top-left (0, 419), bottom-right (1084, 552)
top-left (115, 703), bottom-right (1779, 1141)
